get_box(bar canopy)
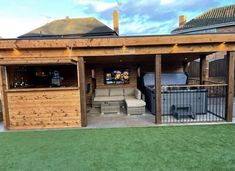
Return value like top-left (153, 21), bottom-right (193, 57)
top-left (0, 57), bottom-right (77, 65)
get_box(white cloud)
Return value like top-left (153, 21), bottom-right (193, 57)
top-left (0, 0), bottom-right (223, 38)
top-left (119, 14), bottom-right (173, 35)
top-left (74, 0), bottom-right (118, 12)
top-left (160, 0), bottom-right (176, 5)
top-left (0, 16), bottom-right (47, 38)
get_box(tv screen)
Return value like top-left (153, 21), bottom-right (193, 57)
top-left (104, 69), bottom-right (130, 85)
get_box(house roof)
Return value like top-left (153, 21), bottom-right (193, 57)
top-left (19, 17), bottom-right (117, 38)
top-left (172, 4), bottom-right (235, 34)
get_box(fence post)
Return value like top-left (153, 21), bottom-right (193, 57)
top-left (226, 52), bottom-right (235, 122)
top-left (155, 55), bottom-right (162, 124)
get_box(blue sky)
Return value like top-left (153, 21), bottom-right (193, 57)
top-left (0, 0), bottom-right (234, 38)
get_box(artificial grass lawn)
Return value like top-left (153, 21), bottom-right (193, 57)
top-left (0, 125), bottom-right (235, 171)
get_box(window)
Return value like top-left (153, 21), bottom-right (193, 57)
top-left (7, 65), bottom-right (78, 89)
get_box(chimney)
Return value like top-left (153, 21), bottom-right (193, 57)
top-left (113, 10), bottom-right (119, 35)
top-left (179, 15), bottom-right (186, 27)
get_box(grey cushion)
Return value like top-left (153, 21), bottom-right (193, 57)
top-left (124, 96), bottom-right (136, 100)
top-left (94, 96), bottom-right (124, 102)
top-left (125, 99), bottom-right (146, 107)
top-left (124, 88), bottom-right (135, 96)
top-left (95, 89), bottom-right (109, 97)
top-left (110, 88), bottom-right (124, 96)
top-left (134, 89), bottom-right (141, 100)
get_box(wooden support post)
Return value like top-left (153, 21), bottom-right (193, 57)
top-left (77, 57), bottom-right (87, 127)
top-left (226, 52), bottom-right (235, 122)
top-left (155, 55), bottom-right (162, 124)
top-left (200, 55), bottom-right (208, 85)
top-left (0, 66), bottom-right (9, 129)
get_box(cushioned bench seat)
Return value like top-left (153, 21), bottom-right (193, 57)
top-left (92, 88), bottom-right (137, 108)
top-left (125, 99), bottom-right (146, 115)
top-left (94, 96), bottom-right (124, 102)
top-left (125, 99), bottom-right (146, 107)
top-left (124, 96), bottom-right (137, 100)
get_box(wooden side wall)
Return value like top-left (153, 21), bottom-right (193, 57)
top-left (6, 89), bottom-right (81, 129)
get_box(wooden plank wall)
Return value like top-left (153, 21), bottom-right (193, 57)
top-left (95, 64), bottom-right (137, 89)
top-left (188, 61), bottom-right (200, 77)
top-left (6, 89), bottom-right (81, 129)
top-left (209, 59), bottom-right (226, 77)
top-left (188, 52), bottom-right (226, 78)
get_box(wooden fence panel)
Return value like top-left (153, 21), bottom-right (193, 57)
top-left (209, 59), bottom-right (226, 77)
top-left (188, 61), bottom-right (200, 77)
top-left (188, 59), bottom-right (227, 78)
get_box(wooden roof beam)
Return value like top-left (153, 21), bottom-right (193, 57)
top-left (0, 33), bottom-right (235, 49)
top-left (0, 57), bottom-right (77, 65)
top-left (0, 43), bottom-right (234, 58)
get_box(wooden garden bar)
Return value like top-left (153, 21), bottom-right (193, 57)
top-left (0, 33), bottom-right (234, 130)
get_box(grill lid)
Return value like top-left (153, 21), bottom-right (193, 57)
top-left (143, 72), bottom-right (187, 86)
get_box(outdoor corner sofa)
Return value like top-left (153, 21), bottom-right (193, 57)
top-left (92, 88), bottom-right (146, 115)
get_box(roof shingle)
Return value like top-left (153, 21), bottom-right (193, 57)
top-left (19, 17), bottom-right (116, 38)
top-left (172, 4), bottom-right (235, 34)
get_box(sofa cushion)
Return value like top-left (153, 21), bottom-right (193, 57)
top-left (124, 88), bottom-right (135, 96)
top-left (134, 89), bottom-right (141, 100)
top-left (95, 89), bottom-right (109, 97)
top-left (94, 96), bottom-right (124, 102)
top-left (124, 96), bottom-right (136, 100)
top-left (110, 88), bottom-right (124, 96)
top-left (125, 99), bottom-right (146, 107)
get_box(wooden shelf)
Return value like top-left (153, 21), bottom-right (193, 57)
top-left (5, 87), bottom-right (79, 92)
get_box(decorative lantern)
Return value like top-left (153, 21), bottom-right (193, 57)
top-left (51, 70), bottom-right (61, 87)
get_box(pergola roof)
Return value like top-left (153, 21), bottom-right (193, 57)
top-left (0, 33), bottom-right (234, 60)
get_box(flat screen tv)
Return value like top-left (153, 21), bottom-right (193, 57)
top-left (104, 69), bottom-right (130, 85)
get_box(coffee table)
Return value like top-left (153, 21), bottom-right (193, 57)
top-left (101, 102), bottom-right (120, 114)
